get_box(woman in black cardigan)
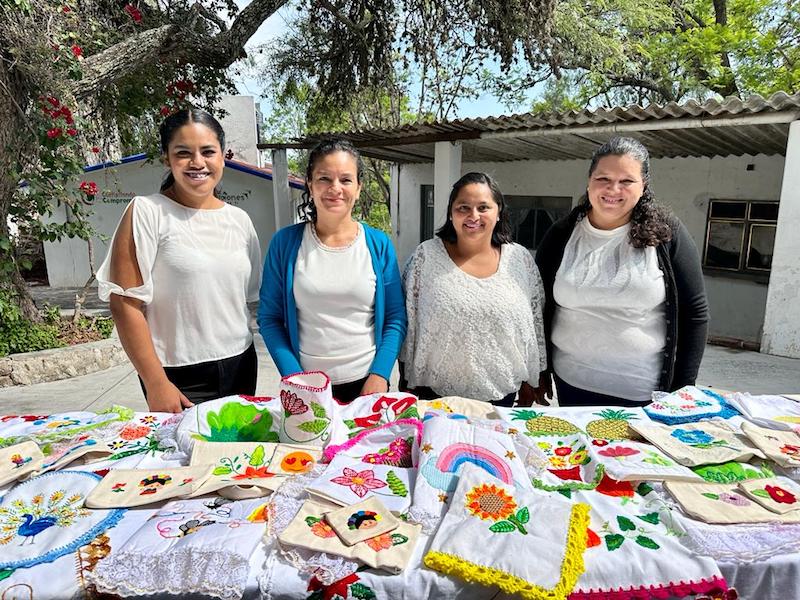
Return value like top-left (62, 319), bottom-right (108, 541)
top-left (535, 137), bottom-right (708, 407)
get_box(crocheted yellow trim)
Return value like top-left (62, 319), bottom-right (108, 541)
top-left (424, 502), bottom-right (590, 600)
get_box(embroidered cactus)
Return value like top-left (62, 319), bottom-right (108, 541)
top-left (386, 470), bottom-right (408, 497)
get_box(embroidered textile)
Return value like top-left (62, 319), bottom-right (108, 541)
top-left (737, 477), bottom-right (800, 514)
top-left (104, 412), bottom-right (181, 462)
top-left (588, 439), bottom-right (702, 482)
top-left (0, 471), bottom-right (124, 570)
top-left (727, 393), bottom-right (800, 432)
top-left (495, 405), bottom-right (648, 441)
top-left (665, 481), bottom-right (800, 524)
top-left (84, 466), bottom-right (213, 508)
top-left (423, 464), bottom-right (589, 600)
top-left (327, 392), bottom-right (421, 447)
top-left (644, 387), bottom-right (737, 424)
top-left (419, 397), bottom-right (498, 419)
top-left (630, 421), bottom-right (765, 467)
top-left (692, 460), bottom-right (776, 483)
top-left (0, 406), bottom-right (133, 447)
top-left (34, 437), bottom-right (112, 476)
top-left (279, 372), bottom-right (335, 446)
top-left (325, 497), bottom-right (400, 545)
top-left (740, 421), bottom-right (800, 468)
top-left (0, 441), bottom-right (43, 486)
top-left (324, 418), bottom-right (422, 466)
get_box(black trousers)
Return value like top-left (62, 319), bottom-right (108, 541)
top-left (331, 377), bottom-right (368, 404)
top-left (553, 372), bottom-right (647, 408)
top-left (140, 343), bottom-right (257, 404)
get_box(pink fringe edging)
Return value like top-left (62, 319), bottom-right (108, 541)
top-left (568, 576), bottom-right (728, 600)
top-left (323, 418), bottom-right (424, 463)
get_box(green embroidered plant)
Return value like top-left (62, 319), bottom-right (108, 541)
top-left (693, 461), bottom-right (774, 483)
top-left (386, 470), bottom-right (408, 497)
top-left (194, 403), bottom-right (278, 443)
top-left (601, 515), bottom-right (661, 552)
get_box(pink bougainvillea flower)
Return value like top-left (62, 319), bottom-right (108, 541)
top-left (330, 467), bottom-right (387, 497)
top-left (365, 532), bottom-right (394, 551)
top-left (597, 446), bottom-right (640, 459)
top-left (765, 485), bottom-right (796, 504)
top-left (46, 127), bottom-right (62, 139)
top-left (280, 390), bottom-right (308, 416)
top-left (124, 3), bottom-right (143, 23)
top-left (66, 128), bottom-right (78, 136)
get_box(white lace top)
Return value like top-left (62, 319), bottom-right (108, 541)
top-left (400, 238), bottom-right (547, 401)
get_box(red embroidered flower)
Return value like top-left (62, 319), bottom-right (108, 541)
top-left (119, 424), bottom-right (149, 440)
top-left (780, 444), bottom-right (800, 457)
top-left (371, 394), bottom-right (415, 417)
top-left (362, 436), bottom-right (413, 466)
top-left (71, 45), bottom-right (83, 58)
top-left (280, 390), bottom-right (308, 416)
top-left (309, 519), bottom-right (336, 538)
top-left (365, 532), bottom-right (394, 551)
top-left (547, 465), bottom-right (582, 481)
top-left (586, 527), bottom-right (601, 548)
top-left (353, 413), bottom-right (382, 429)
top-left (307, 572), bottom-right (360, 599)
top-left (595, 473), bottom-right (635, 498)
top-left (598, 445), bottom-right (640, 458)
top-left (765, 485), bottom-right (796, 504)
top-left (46, 127), bottom-right (62, 139)
top-left (330, 467), bottom-right (387, 497)
top-left (232, 465), bottom-right (274, 480)
top-left (554, 446), bottom-right (572, 456)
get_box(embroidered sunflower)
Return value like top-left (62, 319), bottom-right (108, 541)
top-left (465, 483), bottom-right (516, 521)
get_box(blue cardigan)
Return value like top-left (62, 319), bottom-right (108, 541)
top-left (257, 222), bottom-right (407, 382)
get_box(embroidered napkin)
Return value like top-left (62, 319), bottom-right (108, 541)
top-left (692, 460), bottom-right (776, 483)
top-left (0, 406), bottom-right (132, 446)
top-left (630, 420), bottom-right (765, 467)
top-left (0, 470), bottom-right (125, 571)
top-left (270, 443), bottom-right (323, 475)
top-left (308, 453), bottom-right (415, 513)
top-left (279, 371), bottom-right (336, 445)
top-left (740, 421), bottom-right (800, 468)
top-left (325, 497), bottom-right (400, 545)
top-left (189, 440), bottom-right (280, 497)
top-left (423, 463), bottom-right (589, 600)
top-left (89, 497), bottom-right (267, 600)
top-left (278, 499), bottom-right (420, 573)
top-left (527, 434), bottom-right (605, 492)
top-left (34, 437), bottom-right (112, 476)
top-left (644, 386), bottom-right (738, 424)
top-left (665, 481), bottom-right (800, 524)
top-left (494, 405), bottom-right (648, 441)
top-left (0, 440), bottom-right (43, 486)
top-left (420, 396), bottom-right (498, 419)
top-left (104, 412), bottom-right (181, 461)
top-left (587, 439), bottom-right (702, 482)
top-left (328, 392), bottom-right (421, 446)
top-left (738, 477), bottom-right (800, 514)
top-left (84, 466), bottom-right (213, 508)
top-left (324, 419), bottom-right (422, 466)
top-left (728, 393), bottom-right (800, 432)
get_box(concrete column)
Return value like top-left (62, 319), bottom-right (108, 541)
top-left (389, 163), bottom-right (400, 252)
top-left (762, 120), bottom-right (800, 358)
top-left (271, 149), bottom-right (293, 230)
top-left (433, 141), bottom-right (462, 229)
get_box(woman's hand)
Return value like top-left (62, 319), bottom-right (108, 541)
top-left (145, 379), bottom-right (194, 413)
top-left (517, 373), bottom-right (552, 407)
top-left (360, 374), bottom-right (389, 396)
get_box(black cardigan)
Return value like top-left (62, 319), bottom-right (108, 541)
top-left (535, 213), bottom-right (709, 392)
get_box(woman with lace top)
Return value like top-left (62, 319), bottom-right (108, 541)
top-left (400, 172), bottom-right (548, 407)
top-left (258, 139), bottom-right (406, 403)
top-left (535, 137), bottom-right (708, 407)
top-left (97, 109), bottom-right (261, 412)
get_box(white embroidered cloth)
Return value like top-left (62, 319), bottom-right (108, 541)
top-left (728, 393), bottom-right (800, 432)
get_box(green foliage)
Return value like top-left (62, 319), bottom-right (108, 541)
top-left (0, 287), bottom-right (63, 357)
top-left (297, 419), bottom-right (329, 435)
top-left (196, 403), bottom-right (278, 443)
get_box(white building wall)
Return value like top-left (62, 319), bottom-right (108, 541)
top-left (218, 95), bottom-right (260, 165)
top-left (395, 153), bottom-right (785, 343)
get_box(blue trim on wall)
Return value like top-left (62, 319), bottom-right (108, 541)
top-left (83, 153), bottom-right (148, 173)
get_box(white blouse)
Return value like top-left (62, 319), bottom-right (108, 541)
top-left (97, 193), bottom-right (261, 367)
top-left (401, 238), bottom-right (547, 401)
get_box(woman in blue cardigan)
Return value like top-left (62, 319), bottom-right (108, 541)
top-left (258, 139), bottom-right (406, 403)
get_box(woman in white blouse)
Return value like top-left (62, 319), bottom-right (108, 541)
top-left (400, 172), bottom-right (548, 406)
top-left (97, 109), bottom-right (261, 412)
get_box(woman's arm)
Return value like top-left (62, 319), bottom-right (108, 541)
top-left (108, 205), bottom-right (191, 413)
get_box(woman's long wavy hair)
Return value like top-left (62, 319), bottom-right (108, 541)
top-left (574, 136), bottom-right (673, 248)
top-left (436, 172), bottom-right (513, 247)
top-left (297, 138), bottom-right (364, 222)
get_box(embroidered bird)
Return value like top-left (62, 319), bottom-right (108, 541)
top-left (0, 490), bottom-right (89, 546)
top-left (17, 513), bottom-right (58, 545)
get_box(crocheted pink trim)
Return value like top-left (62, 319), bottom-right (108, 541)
top-left (323, 418), bottom-right (424, 463)
top-left (569, 576), bottom-right (728, 600)
top-left (281, 371), bottom-right (331, 393)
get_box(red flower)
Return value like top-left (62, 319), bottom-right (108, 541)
top-left (592, 439), bottom-right (609, 447)
top-left (71, 45), bottom-right (83, 58)
top-left (62, 5), bottom-right (70, 12)
top-left (353, 413), bottom-right (382, 429)
top-left (79, 181), bottom-right (98, 196)
top-left (91, 146), bottom-right (100, 153)
top-left (159, 106), bottom-right (171, 116)
top-left (371, 394), bottom-right (416, 417)
top-left (46, 96), bottom-right (60, 108)
top-left (232, 465), bottom-right (274, 480)
top-left (66, 128), bottom-right (78, 136)
top-left (554, 446), bottom-right (572, 456)
top-left (46, 127), bottom-right (62, 139)
top-left (586, 527), bottom-right (601, 548)
top-left (598, 445), bottom-right (640, 459)
top-left (124, 4), bottom-right (143, 23)
top-left (280, 390), bottom-right (308, 416)
top-left (765, 485), bottom-right (797, 504)
top-left (119, 424), bottom-right (149, 440)
top-left (307, 573), bottom-right (360, 600)
top-left (595, 473), bottom-right (635, 498)
top-left (547, 466), bottom-right (583, 481)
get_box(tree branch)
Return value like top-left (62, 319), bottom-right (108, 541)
top-left (192, 1), bottom-right (228, 32)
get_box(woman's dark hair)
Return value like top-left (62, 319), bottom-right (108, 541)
top-left (435, 172), bottom-right (513, 247)
top-left (573, 136), bottom-right (673, 248)
top-left (159, 109), bottom-right (226, 192)
top-left (297, 138), bottom-right (365, 222)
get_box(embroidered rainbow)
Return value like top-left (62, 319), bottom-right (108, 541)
top-left (435, 443), bottom-right (513, 484)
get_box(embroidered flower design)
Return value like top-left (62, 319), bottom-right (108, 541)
top-left (718, 492), bottom-right (750, 506)
top-left (305, 516), bottom-right (336, 538)
top-left (232, 465), bottom-right (274, 480)
top-left (671, 429), bottom-right (714, 445)
top-left (465, 483), bottom-right (516, 521)
top-left (554, 446), bottom-right (572, 456)
top-left (363, 437), bottom-right (413, 467)
top-left (569, 449), bottom-right (589, 465)
top-left (108, 440), bottom-right (126, 450)
top-left (371, 394), bottom-right (416, 417)
top-left (330, 467), bottom-right (387, 497)
top-left (548, 456), bottom-right (568, 469)
top-left (597, 446), bottom-right (640, 459)
top-left (780, 444), bottom-right (800, 457)
top-left (364, 532), bottom-right (394, 551)
top-left (140, 415), bottom-right (157, 424)
top-left (281, 390), bottom-right (308, 416)
top-left (111, 483), bottom-right (126, 493)
top-left (119, 424), bottom-right (150, 441)
top-left (592, 439), bottom-right (609, 447)
top-left (765, 485), bottom-right (797, 504)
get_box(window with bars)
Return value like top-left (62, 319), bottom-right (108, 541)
top-left (703, 199), bottom-right (778, 279)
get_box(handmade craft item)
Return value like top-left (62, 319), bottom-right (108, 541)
top-left (740, 421), bottom-right (800, 468)
top-left (279, 372), bottom-right (336, 446)
top-left (526, 434), bottom-right (605, 492)
top-left (325, 497), bottom-right (400, 546)
top-left (269, 443), bottom-right (323, 475)
top-left (495, 405), bottom-right (649, 442)
top-left (665, 481), bottom-right (800, 524)
top-left (104, 412), bottom-right (181, 462)
top-left (727, 393), bottom-right (800, 432)
top-left (328, 392), bottom-right (421, 447)
top-left (0, 471), bottom-right (125, 571)
top-left (630, 420), bottom-right (765, 467)
top-left (419, 396), bottom-right (498, 419)
top-left (0, 441), bottom-right (43, 486)
top-left (308, 453), bottom-right (415, 513)
top-left (84, 466), bottom-right (213, 508)
top-left (33, 437), bottom-right (112, 476)
top-left (89, 497), bottom-right (267, 600)
top-left (324, 419), bottom-right (422, 466)
top-left (0, 406), bottom-right (133, 447)
top-left (587, 439), bottom-right (702, 482)
top-left (423, 464), bottom-right (589, 600)
top-left (738, 477), bottom-right (800, 514)
top-left (692, 460), bottom-right (776, 483)
top-left (644, 386), bottom-right (737, 424)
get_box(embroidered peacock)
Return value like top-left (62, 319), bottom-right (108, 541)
top-left (0, 490), bottom-right (90, 546)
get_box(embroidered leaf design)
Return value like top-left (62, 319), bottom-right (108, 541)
top-left (605, 534), bottom-right (625, 551)
top-left (516, 507), bottom-right (530, 524)
top-left (637, 512), bottom-right (660, 525)
top-left (558, 489), bottom-right (572, 499)
top-left (701, 492), bottom-right (720, 500)
top-left (636, 482), bottom-right (654, 497)
top-left (390, 533), bottom-right (409, 546)
top-left (386, 471), bottom-right (408, 497)
top-left (212, 466), bottom-right (232, 476)
top-left (344, 419), bottom-right (357, 429)
top-left (396, 406), bottom-right (420, 420)
top-left (249, 445), bottom-right (265, 466)
top-left (489, 520), bottom-right (516, 533)
top-left (635, 535), bottom-right (660, 550)
top-left (305, 516), bottom-right (321, 526)
top-left (751, 489), bottom-right (771, 498)
top-left (310, 402), bottom-right (328, 419)
top-left (349, 582), bottom-right (377, 600)
top-left (297, 419), bottom-right (329, 434)
top-left (0, 569), bottom-right (14, 582)
top-left (617, 516), bottom-right (636, 531)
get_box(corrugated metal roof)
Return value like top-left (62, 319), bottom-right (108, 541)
top-left (260, 92), bottom-right (800, 163)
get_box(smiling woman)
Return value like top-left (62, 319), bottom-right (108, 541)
top-left (96, 109), bottom-right (262, 412)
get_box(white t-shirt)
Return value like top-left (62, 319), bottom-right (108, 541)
top-left (552, 218), bottom-right (666, 401)
top-left (293, 223), bottom-right (377, 384)
top-left (97, 193), bottom-right (261, 367)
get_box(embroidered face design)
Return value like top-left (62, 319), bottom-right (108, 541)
top-left (280, 451), bottom-right (315, 473)
top-left (139, 474), bottom-right (172, 495)
top-left (347, 510), bottom-right (381, 530)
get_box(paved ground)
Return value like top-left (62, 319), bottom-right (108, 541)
top-left (1, 286), bottom-right (798, 414)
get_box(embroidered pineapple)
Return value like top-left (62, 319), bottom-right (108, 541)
top-left (510, 410), bottom-right (580, 437)
top-left (584, 409), bottom-right (642, 441)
